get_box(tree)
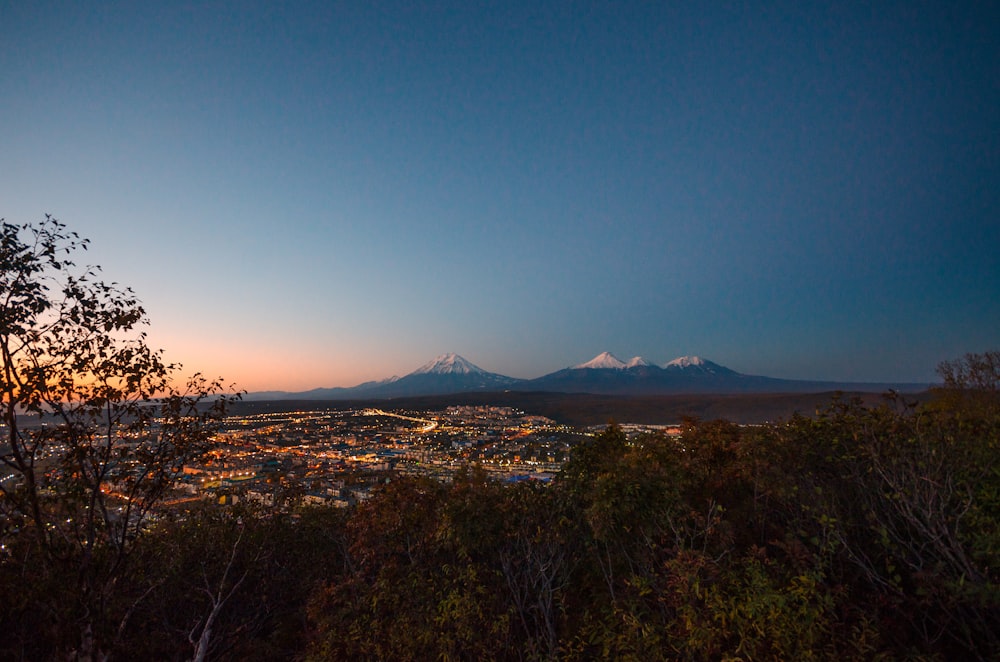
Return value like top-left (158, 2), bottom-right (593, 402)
top-left (0, 216), bottom-right (237, 659)
top-left (933, 350), bottom-right (1000, 419)
top-left (785, 388), bottom-right (1000, 659)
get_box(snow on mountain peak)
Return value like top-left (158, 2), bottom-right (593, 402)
top-left (574, 352), bottom-right (627, 370)
top-left (412, 353), bottom-right (486, 375)
top-left (625, 356), bottom-right (650, 368)
top-left (664, 356), bottom-right (708, 369)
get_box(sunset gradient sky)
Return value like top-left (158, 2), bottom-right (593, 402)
top-left (3, 1), bottom-right (997, 391)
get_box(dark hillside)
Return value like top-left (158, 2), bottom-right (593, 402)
top-left (230, 389), bottom-right (932, 426)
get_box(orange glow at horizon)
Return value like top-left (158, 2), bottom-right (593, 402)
top-left (149, 334), bottom-right (402, 394)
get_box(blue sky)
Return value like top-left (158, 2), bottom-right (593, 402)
top-left (3, 1), bottom-right (997, 391)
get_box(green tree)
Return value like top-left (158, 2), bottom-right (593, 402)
top-left (933, 350), bottom-right (1000, 420)
top-left (786, 388), bottom-right (1000, 660)
top-left (0, 216), bottom-right (236, 659)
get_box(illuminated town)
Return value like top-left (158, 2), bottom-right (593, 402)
top-left (171, 405), bottom-right (639, 510)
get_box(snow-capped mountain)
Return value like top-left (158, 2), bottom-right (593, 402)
top-left (243, 354), bottom-right (515, 400)
top-left (662, 356), bottom-right (733, 375)
top-left (245, 352), bottom-right (929, 400)
top-left (362, 353), bottom-right (519, 397)
top-left (574, 352), bottom-right (628, 370)
top-left (522, 351), bottom-right (660, 393)
top-left (572, 352), bottom-right (653, 370)
top-left (664, 355), bottom-right (707, 369)
top-left (413, 353), bottom-right (488, 375)
top-left (521, 353), bottom-right (806, 395)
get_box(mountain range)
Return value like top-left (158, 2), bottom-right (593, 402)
top-left (247, 352), bottom-right (931, 400)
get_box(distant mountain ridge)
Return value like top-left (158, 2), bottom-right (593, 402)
top-left (265, 353), bottom-right (519, 400)
top-left (412, 353), bottom-right (487, 375)
top-left (244, 351), bottom-right (931, 400)
top-left (574, 351), bottom-right (628, 370)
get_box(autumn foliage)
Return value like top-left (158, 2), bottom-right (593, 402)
top-left (2, 219), bottom-right (997, 659)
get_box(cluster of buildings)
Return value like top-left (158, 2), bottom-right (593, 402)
top-left (2, 405), bottom-right (682, 515)
top-left (170, 405), bottom-right (590, 509)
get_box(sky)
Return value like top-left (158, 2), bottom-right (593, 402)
top-left (2, 1), bottom-right (998, 392)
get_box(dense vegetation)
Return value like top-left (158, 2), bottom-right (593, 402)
top-left (3, 354), bottom-right (998, 660)
top-left (3, 219), bottom-right (997, 659)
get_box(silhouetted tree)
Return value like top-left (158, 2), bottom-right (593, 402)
top-left (933, 350), bottom-right (1000, 420)
top-left (0, 216), bottom-right (236, 659)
